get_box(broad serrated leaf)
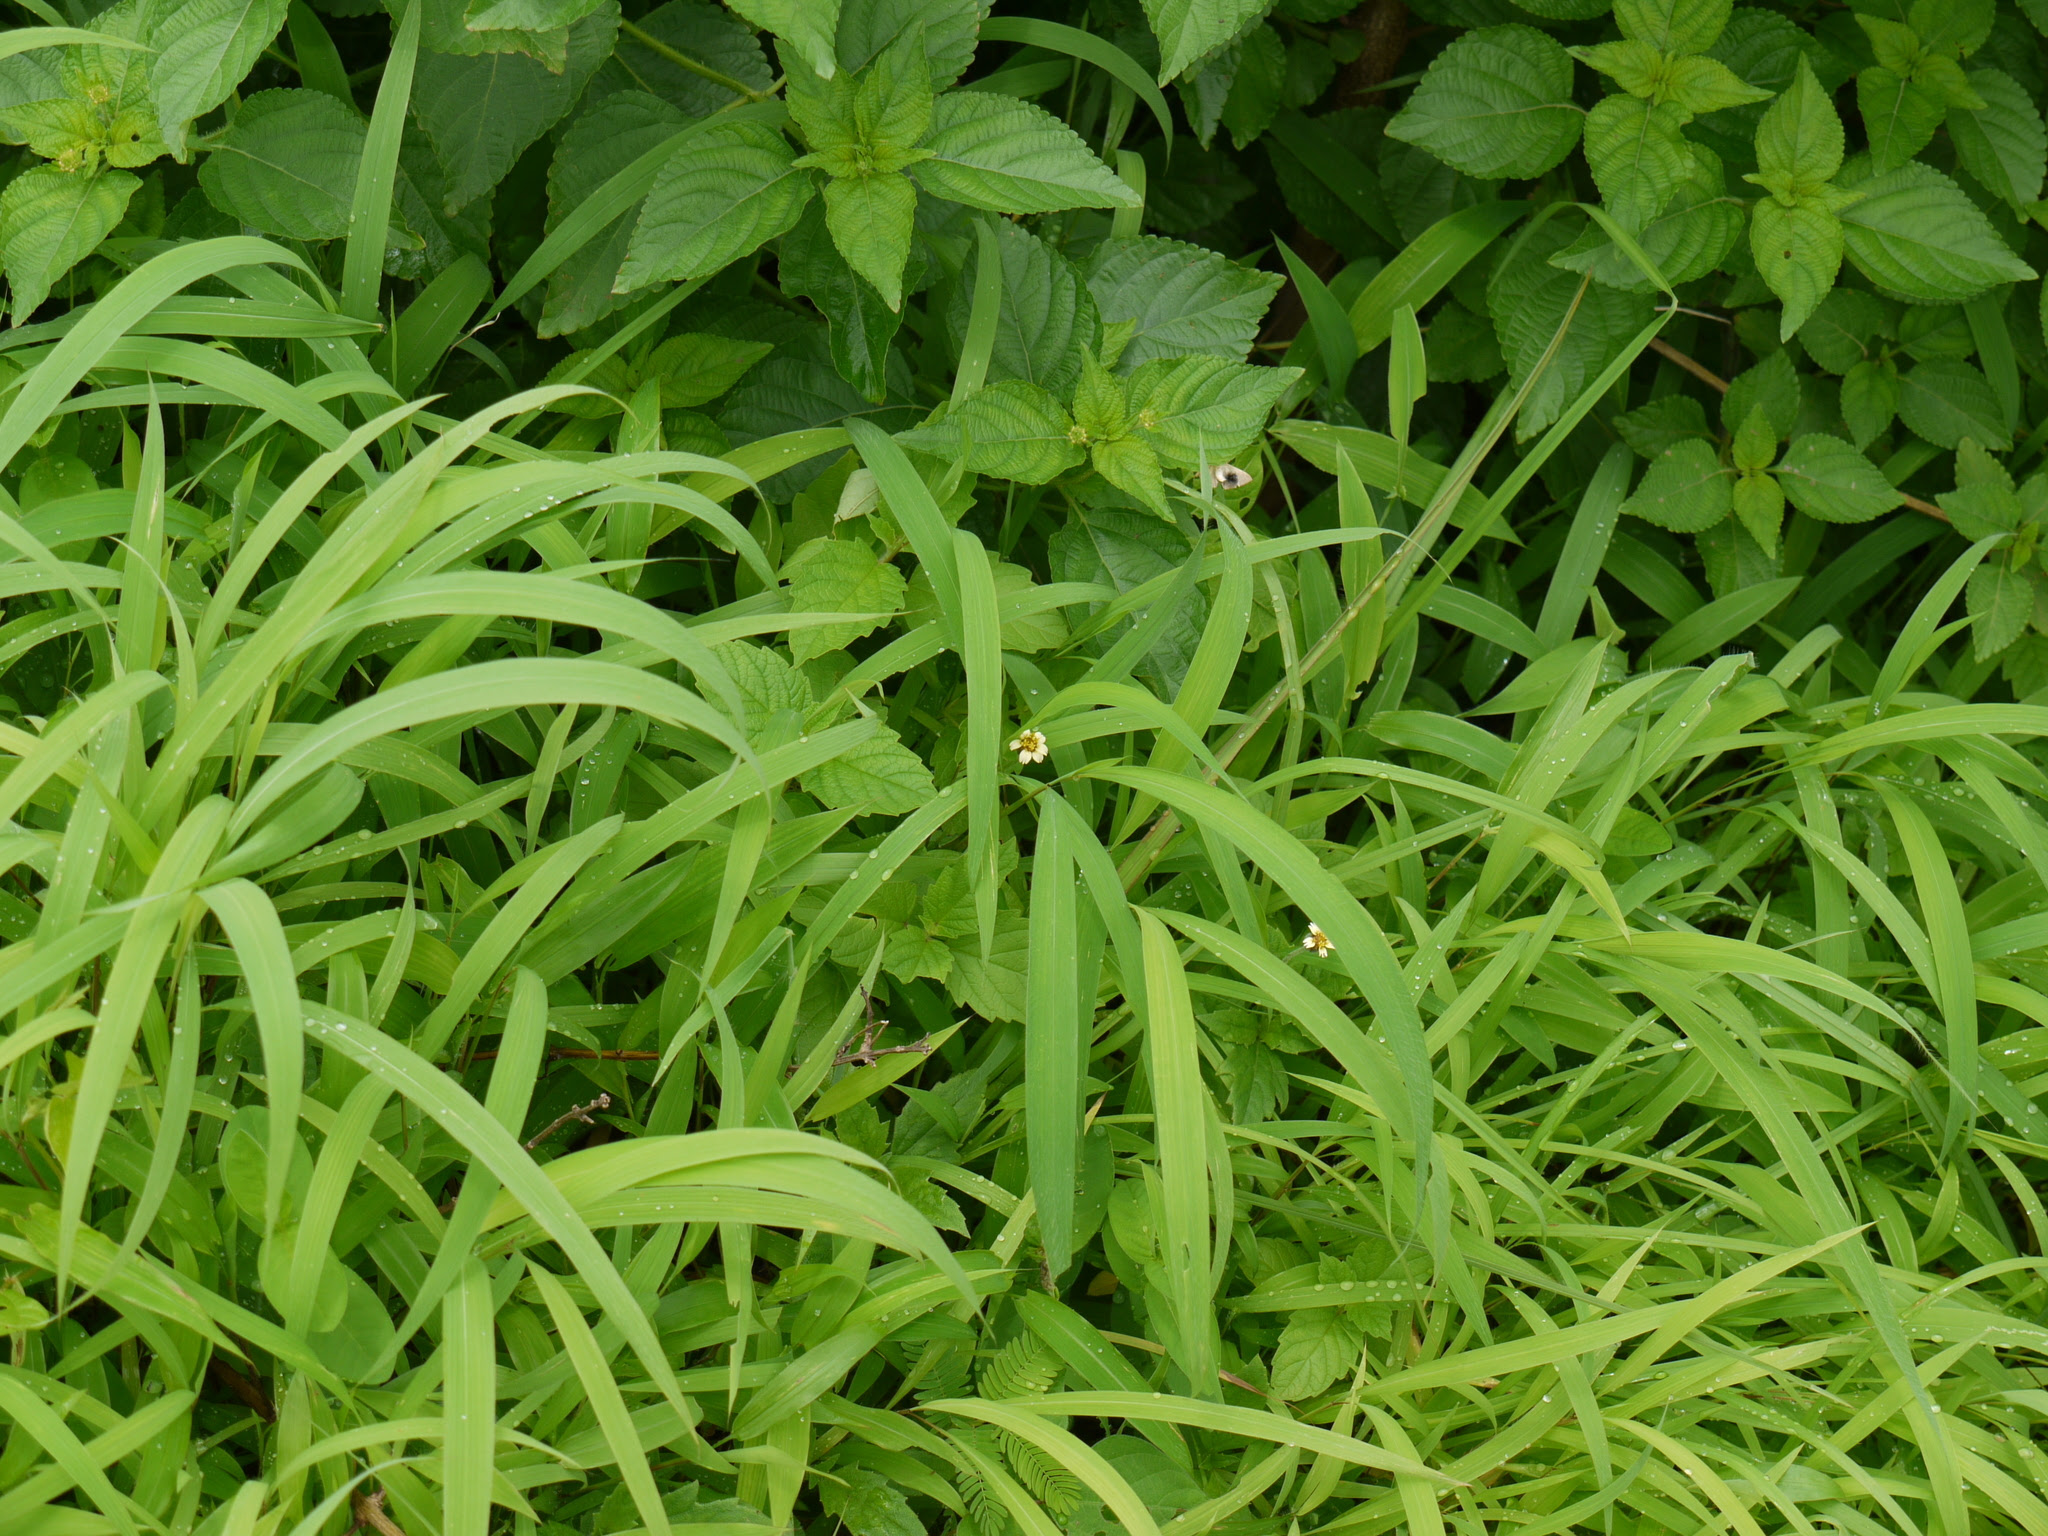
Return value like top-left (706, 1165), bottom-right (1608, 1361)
top-left (587, 0), bottom-right (774, 116)
top-left (1622, 438), bottom-right (1732, 531)
top-left (1948, 68), bottom-right (2047, 206)
top-left (1082, 235), bottom-right (1282, 372)
top-left (1969, 560), bottom-right (2032, 660)
top-left (945, 217), bottom-right (1097, 396)
top-left (1092, 433), bottom-right (1170, 517)
top-left (897, 381), bottom-right (1085, 484)
top-left (1898, 356), bottom-right (2010, 449)
top-left (1911, 0), bottom-right (1994, 57)
top-left (421, 0), bottom-right (568, 62)
top-left (1733, 469), bottom-right (1784, 555)
top-left (618, 120), bottom-right (814, 289)
top-left (1752, 56), bottom-right (1842, 193)
top-left (782, 535), bottom-right (909, 662)
top-left (1385, 25), bottom-right (1583, 180)
top-left (1658, 53), bottom-right (1773, 114)
top-left (946, 911), bottom-right (1028, 1021)
top-left (1797, 287), bottom-right (1893, 373)
top-left (540, 90), bottom-right (687, 337)
top-left (823, 171), bottom-right (918, 311)
top-left (911, 90), bottom-right (1139, 213)
top-left (804, 725), bottom-right (938, 814)
top-left (1775, 432), bottom-right (1901, 521)
top-left (1749, 197), bottom-right (1843, 339)
top-left (1270, 1307), bottom-right (1362, 1401)
top-left (1856, 65), bottom-right (1946, 171)
top-left (1837, 158), bottom-right (2037, 302)
top-left (1722, 348), bottom-right (1800, 438)
top-left (713, 640), bottom-right (813, 740)
top-left (1220, 24), bottom-right (1286, 149)
top-left (415, 5), bottom-right (617, 214)
top-left (1144, 0), bottom-right (1274, 84)
top-left (1840, 357), bottom-right (1899, 448)
top-left (198, 87), bottom-right (368, 240)
top-left (822, 1465), bottom-right (925, 1536)
top-left (729, 0), bottom-right (840, 78)
top-left (838, 0), bottom-right (988, 91)
top-left (151, 0), bottom-right (289, 158)
top-left (1553, 141), bottom-right (1742, 290)
top-left (1124, 355), bottom-right (1298, 465)
top-left (1614, 0), bottom-right (1731, 54)
top-left (463, 0), bottom-right (611, 37)
top-left (0, 164), bottom-right (135, 323)
top-left (1582, 93), bottom-right (1691, 232)
top-left (1614, 394), bottom-right (1712, 458)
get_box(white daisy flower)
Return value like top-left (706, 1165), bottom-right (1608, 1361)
top-left (1302, 921), bottom-right (1333, 958)
top-left (1009, 728), bottom-right (1049, 765)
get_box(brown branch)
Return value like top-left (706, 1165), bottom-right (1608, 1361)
top-left (524, 1093), bottom-right (612, 1152)
top-left (348, 1490), bottom-right (406, 1536)
top-left (1649, 337), bottom-right (1948, 522)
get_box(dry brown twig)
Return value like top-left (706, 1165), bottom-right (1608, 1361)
top-left (524, 1093), bottom-right (612, 1152)
top-left (833, 989), bottom-right (934, 1068)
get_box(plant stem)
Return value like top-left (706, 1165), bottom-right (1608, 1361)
top-left (619, 19), bottom-right (770, 100)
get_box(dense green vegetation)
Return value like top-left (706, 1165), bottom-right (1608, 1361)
top-left (9, 0), bottom-right (2048, 1533)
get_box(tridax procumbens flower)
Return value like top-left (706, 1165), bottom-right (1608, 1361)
top-left (1301, 922), bottom-right (1333, 958)
top-left (1009, 729), bottom-right (1049, 766)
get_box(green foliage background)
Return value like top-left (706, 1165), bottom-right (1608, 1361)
top-left (6, 0), bottom-right (2048, 1534)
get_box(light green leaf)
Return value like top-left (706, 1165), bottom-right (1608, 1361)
top-left (1837, 159), bottom-right (2037, 303)
top-left (1898, 356), bottom-right (2010, 450)
top-left (1123, 355), bottom-right (1298, 466)
top-left (1947, 68), bottom-right (2046, 207)
top-left (1614, 0), bottom-right (1731, 54)
top-left (1270, 1306), bottom-right (1362, 1401)
top-left (1143, 0), bottom-right (1273, 84)
top-left (1840, 358), bottom-right (1899, 448)
top-left (1582, 94), bottom-right (1691, 232)
top-left (1553, 141), bottom-right (1742, 290)
top-left (946, 216), bottom-right (1097, 396)
top-left (1775, 433), bottom-right (1901, 522)
top-left (896, 381), bottom-right (1085, 484)
top-left (782, 535), bottom-right (908, 662)
top-left (1386, 25), bottom-right (1583, 180)
top-left (1622, 438), bottom-right (1731, 532)
top-left (804, 725), bottom-right (939, 814)
top-left (839, 0), bottom-right (990, 92)
top-left (1751, 56), bottom-right (1842, 194)
top-left (1657, 53), bottom-right (1772, 113)
top-left (822, 171), bottom-right (917, 311)
top-left (729, 0), bottom-right (841, 78)
top-left (947, 909), bottom-right (1028, 1021)
top-left (1749, 197), bottom-right (1843, 339)
top-left (618, 120), bottom-right (814, 290)
top-left (151, 0), bottom-right (289, 158)
top-left (1968, 560), bottom-right (2032, 660)
top-left (912, 90), bottom-right (1139, 213)
top-left (1092, 433), bottom-right (1169, 517)
top-left (0, 165), bottom-right (136, 323)
top-left (1083, 236), bottom-right (1281, 371)
top-left (1857, 65), bottom-right (1946, 171)
top-left (198, 87), bottom-right (370, 241)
